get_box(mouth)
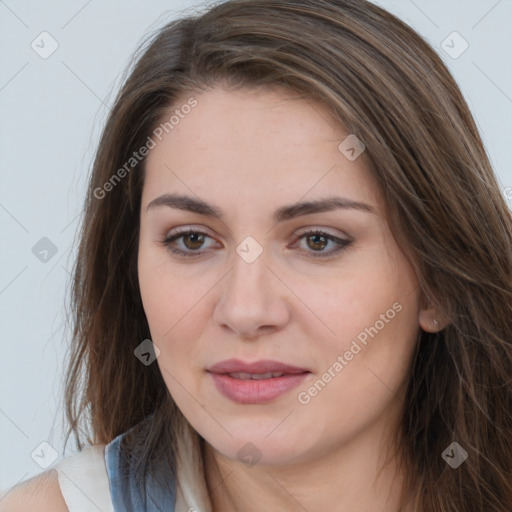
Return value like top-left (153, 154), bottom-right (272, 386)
top-left (225, 371), bottom-right (292, 380)
top-left (207, 358), bottom-right (310, 375)
top-left (207, 359), bottom-right (311, 404)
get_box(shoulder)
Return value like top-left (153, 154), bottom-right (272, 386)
top-left (0, 469), bottom-right (69, 512)
top-left (0, 444), bottom-right (111, 512)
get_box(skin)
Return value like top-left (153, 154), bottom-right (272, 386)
top-left (137, 86), bottom-right (441, 512)
top-left (0, 470), bottom-right (68, 511)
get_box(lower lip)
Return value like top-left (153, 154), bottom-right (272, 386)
top-left (208, 372), bottom-right (310, 404)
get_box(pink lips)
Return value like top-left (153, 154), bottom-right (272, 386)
top-left (207, 358), bottom-right (310, 404)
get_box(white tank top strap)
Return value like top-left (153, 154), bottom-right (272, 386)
top-left (54, 444), bottom-right (114, 512)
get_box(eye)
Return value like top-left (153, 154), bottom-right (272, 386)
top-left (161, 228), bottom-right (219, 257)
top-left (160, 227), bottom-right (351, 259)
top-left (293, 230), bottom-right (351, 257)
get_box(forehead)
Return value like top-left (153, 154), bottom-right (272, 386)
top-left (142, 86), bottom-right (380, 211)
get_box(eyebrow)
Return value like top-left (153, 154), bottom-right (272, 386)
top-left (146, 193), bottom-right (376, 222)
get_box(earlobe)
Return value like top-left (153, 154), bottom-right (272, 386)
top-left (419, 307), bottom-right (447, 332)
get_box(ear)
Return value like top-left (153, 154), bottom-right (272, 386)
top-left (419, 305), bottom-right (449, 333)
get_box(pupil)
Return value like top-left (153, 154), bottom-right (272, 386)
top-left (308, 234), bottom-right (326, 250)
top-left (185, 233), bottom-right (204, 249)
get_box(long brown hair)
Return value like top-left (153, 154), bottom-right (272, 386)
top-left (64, 0), bottom-right (512, 509)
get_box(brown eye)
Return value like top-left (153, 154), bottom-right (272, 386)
top-left (162, 229), bottom-right (220, 258)
top-left (182, 232), bottom-right (205, 250)
top-left (294, 230), bottom-right (352, 258)
top-left (306, 233), bottom-right (328, 251)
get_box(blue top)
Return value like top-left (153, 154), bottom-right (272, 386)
top-left (104, 428), bottom-right (178, 511)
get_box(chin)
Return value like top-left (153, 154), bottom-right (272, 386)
top-left (198, 420), bottom-right (317, 467)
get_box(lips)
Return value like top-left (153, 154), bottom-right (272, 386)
top-left (227, 371), bottom-right (288, 380)
top-left (207, 358), bottom-right (311, 404)
top-left (208, 358), bottom-right (309, 375)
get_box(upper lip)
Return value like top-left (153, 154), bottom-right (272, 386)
top-left (207, 358), bottom-right (310, 375)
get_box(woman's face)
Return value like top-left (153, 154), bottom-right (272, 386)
top-left (138, 86), bottom-right (423, 466)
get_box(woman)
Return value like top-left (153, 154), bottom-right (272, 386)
top-left (4, 0), bottom-right (512, 510)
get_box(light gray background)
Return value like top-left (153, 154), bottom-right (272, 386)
top-left (1, 0), bottom-right (511, 492)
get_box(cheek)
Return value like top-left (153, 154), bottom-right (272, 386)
top-left (291, 249), bottom-right (420, 404)
top-left (138, 258), bottom-right (209, 399)
top-left (287, 248), bottom-right (418, 352)
top-left (290, 286), bottom-right (418, 453)
top-left (137, 249), bottom-right (220, 410)
top-left (137, 243), bottom-right (212, 342)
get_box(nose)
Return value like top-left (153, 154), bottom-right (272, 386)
top-left (212, 248), bottom-right (291, 339)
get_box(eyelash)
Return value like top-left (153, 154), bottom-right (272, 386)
top-left (160, 228), bottom-right (352, 259)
